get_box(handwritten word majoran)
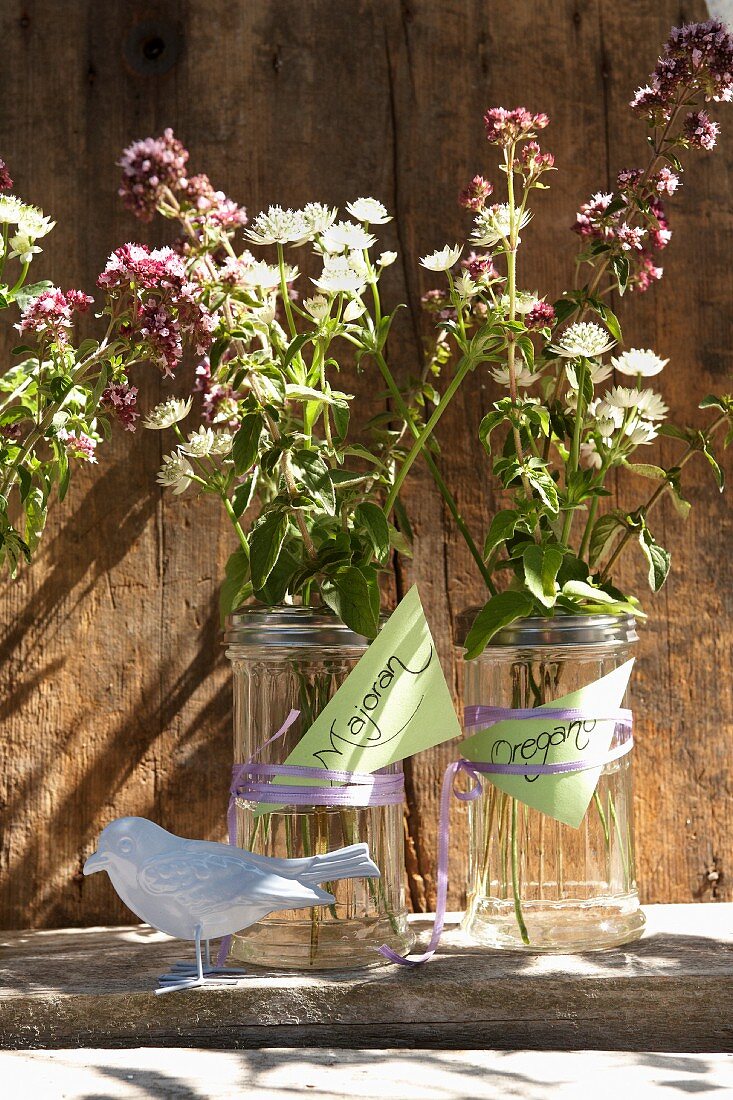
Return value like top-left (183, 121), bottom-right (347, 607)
top-left (490, 719), bottom-right (597, 783)
top-left (312, 648), bottom-right (434, 768)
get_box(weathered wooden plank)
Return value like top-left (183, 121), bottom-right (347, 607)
top-left (1, 905), bottom-right (732, 1052)
top-left (0, 0), bottom-right (731, 931)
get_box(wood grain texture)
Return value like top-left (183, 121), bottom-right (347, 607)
top-left (2, 906), bottom-right (732, 1051)
top-left (0, 0), bottom-right (730, 928)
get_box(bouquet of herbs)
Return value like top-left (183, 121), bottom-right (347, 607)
top-left (391, 19), bottom-right (733, 657)
top-left (117, 131), bottom-right (429, 638)
top-left (0, 156), bottom-right (218, 578)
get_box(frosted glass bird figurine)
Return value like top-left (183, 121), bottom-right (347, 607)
top-left (84, 816), bottom-right (380, 993)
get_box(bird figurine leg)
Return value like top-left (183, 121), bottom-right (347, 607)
top-left (157, 927), bottom-right (249, 994)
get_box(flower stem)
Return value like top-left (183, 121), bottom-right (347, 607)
top-left (383, 351), bottom-right (476, 516)
top-left (510, 797), bottom-right (530, 945)
top-left (373, 350), bottom-right (497, 594)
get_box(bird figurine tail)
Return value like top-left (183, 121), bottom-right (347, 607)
top-left (293, 842), bottom-right (380, 887)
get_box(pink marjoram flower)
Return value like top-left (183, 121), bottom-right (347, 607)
top-left (483, 107), bottom-right (549, 146)
top-left (0, 158), bottom-right (13, 192)
top-left (101, 382), bottom-right (139, 432)
top-left (526, 301), bottom-right (556, 329)
top-left (683, 110), bottom-right (721, 149)
top-left (118, 128), bottom-right (189, 221)
top-left (16, 288), bottom-right (92, 345)
top-left (653, 166), bottom-right (681, 194)
top-left (459, 175), bottom-right (493, 211)
top-left (180, 173), bottom-right (247, 229)
top-left (616, 223), bottom-right (646, 251)
top-left (520, 141), bottom-right (555, 172)
top-left (60, 431), bottom-right (97, 463)
top-left (460, 251), bottom-right (499, 282)
top-left (632, 253), bottom-right (664, 293)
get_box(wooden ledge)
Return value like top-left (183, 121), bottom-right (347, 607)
top-left (1, 904), bottom-right (731, 1052)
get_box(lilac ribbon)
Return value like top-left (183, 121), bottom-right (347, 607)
top-left (380, 704), bottom-right (634, 967)
top-left (218, 707), bottom-right (406, 967)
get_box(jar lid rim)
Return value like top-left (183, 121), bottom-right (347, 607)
top-left (224, 603), bottom-right (376, 648)
top-left (456, 610), bottom-right (638, 649)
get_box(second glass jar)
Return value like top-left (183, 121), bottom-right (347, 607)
top-left (458, 612), bottom-right (645, 952)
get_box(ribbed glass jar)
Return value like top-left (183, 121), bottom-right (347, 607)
top-left (223, 605), bottom-right (414, 970)
top-left (458, 612), bottom-right (645, 952)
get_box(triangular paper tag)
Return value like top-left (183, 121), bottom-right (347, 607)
top-left (460, 659), bottom-right (634, 828)
top-left (255, 586), bottom-right (461, 809)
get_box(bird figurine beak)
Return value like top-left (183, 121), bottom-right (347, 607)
top-left (83, 850), bottom-right (109, 875)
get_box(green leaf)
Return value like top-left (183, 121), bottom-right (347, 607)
top-left (355, 501), bottom-right (391, 563)
top-left (231, 475), bottom-right (257, 518)
top-left (332, 402), bottom-right (350, 443)
top-left (483, 510), bottom-right (522, 560)
top-left (611, 254), bottom-right (630, 296)
top-left (522, 544), bottom-right (563, 608)
top-left (464, 590), bottom-right (535, 660)
top-left (479, 410), bottom-right (505, 455)
top-left (232, 413), bottom-right (264, 475)
top-left (701, 441), bottom-right (725, 491)
top-left (256, 545), bottom-right (299, 605)
top-left (625, 462), bottom-right (667, 481)
top-left (219, 545), bottom-right (252, 625)
top-left (249, 511), bottom-right (288, 589)
top-left (525, 464), bottom-right (559, 514)
top-left (321, 565), bottom-right (380, 638)
top-left (591, 302), bottom-right (623, 344)
top-left (387, 522), bottom-right (413, 558)
top-left (282, 332), bottom-right (314, 372)
top-left (13, 280), bottom-right (54, 311)
top-left (638, 526), bottom-right (671, 592)
top-left (392, 495), bottom-right (413, 544)
top-left (293, 449), bottom-right (336, 514)
top-left (589, 512), bottom-right (626, 566)
top-left (285, 384), bottom-right (349, 406)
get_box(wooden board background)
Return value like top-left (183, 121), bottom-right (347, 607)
top-left (0, 0), bottom-right (730, 928)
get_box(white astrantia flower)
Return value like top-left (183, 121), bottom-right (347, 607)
top-left (0, 195), bottom-right (26, 225)
top-left (378, 251), bottom-right (397, 267)
top-left (471, 204), bottom-right (532, 248)
top-left (551, 322), bottom-right (616, 359)
top-left (210, 431), bottom-right (234, 456)
top-left (611, 348), bottom-right (669, 377)
top-left (8, 233), bottom-right (42, 264)
top-left (157, 451), bottom-right (195, 494)
top-left (454, 273), bottom-right (476, 300)
top-left (595, 400), bottom-right (625, 427)
top-left (321, 221), bottom-right (376, 253)
top-left (303, 294), bottom-right (330, 321)
top-left (343, 298), bottom-right (366, 322)
top-left (312, 252), bottom-right (368, 294)
top-left (580, 439), bottom-right (603, 469)
top-left (346, 197), bottom-right (392, 224)
top-left (245, 206), bottom-right (309, 246)
top-left (299, 202), bottom-right (338, 240)
top-left (635, 388), bottom-right (669, 420)
top-left (565, 360), bottom-right (613, 388)
top-left (625, 419), bottom-right (658, 445)
top-left (491, 364), bottom-right (542, 388)
top-left (143, 396), bottom-right (193, 430)
top-left (17, 206), bottom-right (54, 241)
top-left (603, 385), bottom-right (641, 410)
top-left (181, 427), bottom-right (234, 458)
top-left (239, 260), bottom-right (298, 290)
top-left (420, 244), bottom-right (463, 272)
top-left (500, 290), bottom-right (540, 315)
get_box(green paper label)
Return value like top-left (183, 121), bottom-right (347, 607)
top-left (461, 659), bottom-right (634, 828)
top-left (255, 585), bottom-right (462, 811)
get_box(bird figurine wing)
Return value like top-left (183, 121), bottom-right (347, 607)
top-left (139, 841), bottom-right (332, 918)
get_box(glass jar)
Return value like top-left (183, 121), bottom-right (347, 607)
top-left (223, 605), bottom-right (414, 970)
top-left (458, 612), bottom-right (645, 952)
